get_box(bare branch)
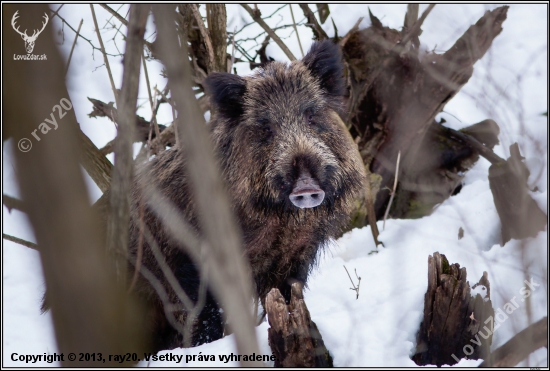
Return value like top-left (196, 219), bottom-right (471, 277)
top-left (99, 4), bottom-right (155, 55)
top-left (78, 129), bottom-right (113, 193)
top-left (90, 4), bottom-right (119, 106)
top-left (343, 265), bottom-right (361, 299)
top-left (441, 125), bottom-right (504, 165)
top-left (298, 4), bottom-right (329, 40)
top-left (50, 8), bottom-right (120, 57)
top-left (152, 5), bottom-right (262, 365)
top-left (383, 150), bottom-right (401, 229)
top-left (289, 4), bottom-right (304, 58)
top-left (106, 4), bottom-right (149, 285)
top-left (479, 317), bottom-right (548, 367)
top-left (100, 4), bottom-right (128, 26)
top-left (190, 4), bottom-right (215, 73)
top-left (206, 4), bottom-right (228, 72)
top-left (3, 194), bottom-right (26, 214)
top-left (65, 19), bottom-right (83, 75)
top-left (364, 166), bottom-right (381, 246)
top-left (3, 233), bottom-right (38, 250)
top-left (228, 27), bottom-right (237, 73)
top-left (4, 3), bottom-right (145, 362)
top-left (241, 4), bottom-right (296, 61)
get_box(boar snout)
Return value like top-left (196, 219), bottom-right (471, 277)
top-left (289, 171), bottom-right (325, 208)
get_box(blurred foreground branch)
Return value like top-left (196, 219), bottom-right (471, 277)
top-left (479, 316), bottom-right (547, 367)
top-left (152, 5), bottom-right (262, 366)
top-left (3, 3), bottom-right (145, 365)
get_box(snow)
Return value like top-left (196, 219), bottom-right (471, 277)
top-left (3, 4), bottom-right (547, 368)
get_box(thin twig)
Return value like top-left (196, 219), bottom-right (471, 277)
top-left (99, 4), bottom-right (155, 52)
top-left (141, 49), bottom-right (161, 154)
top-left (228, 27), bottom-right (237, 73)
top-left (289, 4), bottom-right (304, 58)
top-left (339, 17), bottom-right (364, 47)
top-left (50, 9), bottom-right (120, 57)
top-left (3, 233), bottom-right (38, 250)
top-left (383, 151), bottom-right (401, 230)
top-left (128, 197), bottom-right (145, 293)
top-left (241, 4), bottom-right (296, 61)
top-left (65, 19), bottom-right (83, 76)
top-left (90, 4), bottom-right (119, 106)
top-left (127, 256), bottom-right (188, 342)
top-left (364, 166), bottom-right (380, 246)
top-left (233, 4), bottom-right (287, 37)
top-left (50, 4), bottom-right (64, 19)
top-left (343, 265), bottom-right (360, 299)
top-left (100, 4), bottom-right (128, 26)
top-left (190, 4), bottom-right (215, 73)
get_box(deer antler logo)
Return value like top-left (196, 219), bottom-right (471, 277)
top-left (11, 11), bottom-right (49, 54)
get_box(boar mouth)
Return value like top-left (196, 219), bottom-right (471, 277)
top-left (289, 172), bottom-right (325, 208)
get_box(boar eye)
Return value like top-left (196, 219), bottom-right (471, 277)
top-left (308, 114), bottom-right (314, 125)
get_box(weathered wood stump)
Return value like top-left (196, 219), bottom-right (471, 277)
top-left (412, 252), bottom-right (494, 366)
top-left (266, 283), bottom-right (333, 367)
top-left (489, 143), bottom-right (547, 245)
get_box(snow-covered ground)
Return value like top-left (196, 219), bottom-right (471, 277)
top-left (3, 4), bottom-right (547, 367)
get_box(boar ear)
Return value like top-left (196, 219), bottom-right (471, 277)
top-left (302, 40), bottom-right (346, 98)
top-left (204, 73), bottom-right (247, 119)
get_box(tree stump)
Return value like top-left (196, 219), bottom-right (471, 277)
top-left (412, 252), bottom-right (494, 366)
top-left (340, 7), bottom-right (509, 228)
top-left (266, 283), bottom-right (333, 367)
top-left (489, 143), bottom-right (547, 245)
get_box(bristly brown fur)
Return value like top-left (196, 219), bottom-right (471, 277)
top-left (128, 40), bottom-right (366, 352)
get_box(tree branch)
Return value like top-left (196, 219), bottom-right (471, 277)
top-left (479, 317), bottom-right (547, 367)
top-left (90, 4), bottom-right (119, 106)
top-left (206, 4), bottom-right (228, 72)
top-left (289, 4), bottom-right (304, 57)
top-left (241, 4), bottom-right (296, 61)
top-left (3, 233), bottom-right (38, 250)
top-left (152, 5), bottom-right (262, 365)
top-left (78, 129), bottom-right (113, 193)
top-left (4, 3), bottom-right (145, 364)
top-left (3, 194), bottom-right (26, 213)
top-left (190, 4), bottom-right (215, 73)
top-left (65, 18), bottom-right (83, 75)
top-left (106, 4), bottom-right (149, 285)
top-left (298, 4), bottom-right (329, 40)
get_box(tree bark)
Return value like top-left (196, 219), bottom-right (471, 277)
top-left (266, 283), bottom-right (333, 367)
top-left (206, 4), bottom-right (227, 73)
top-left (341, 6), bottom-right (509, 229)
top-left (412, 252), bottom-right (494, 366)
top-left (489, 143), bottom-right (547, 245)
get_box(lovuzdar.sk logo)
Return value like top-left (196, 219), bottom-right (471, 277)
top-left (12, 10), bottom-right (49, 60)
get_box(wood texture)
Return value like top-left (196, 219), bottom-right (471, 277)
top-left (266, 283), bottom-right (333, 367)
top-left (413, 252), bottom-right (494, 366)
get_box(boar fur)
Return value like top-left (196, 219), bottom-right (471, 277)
top-left (47, 40), bottom-right (366, 352)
